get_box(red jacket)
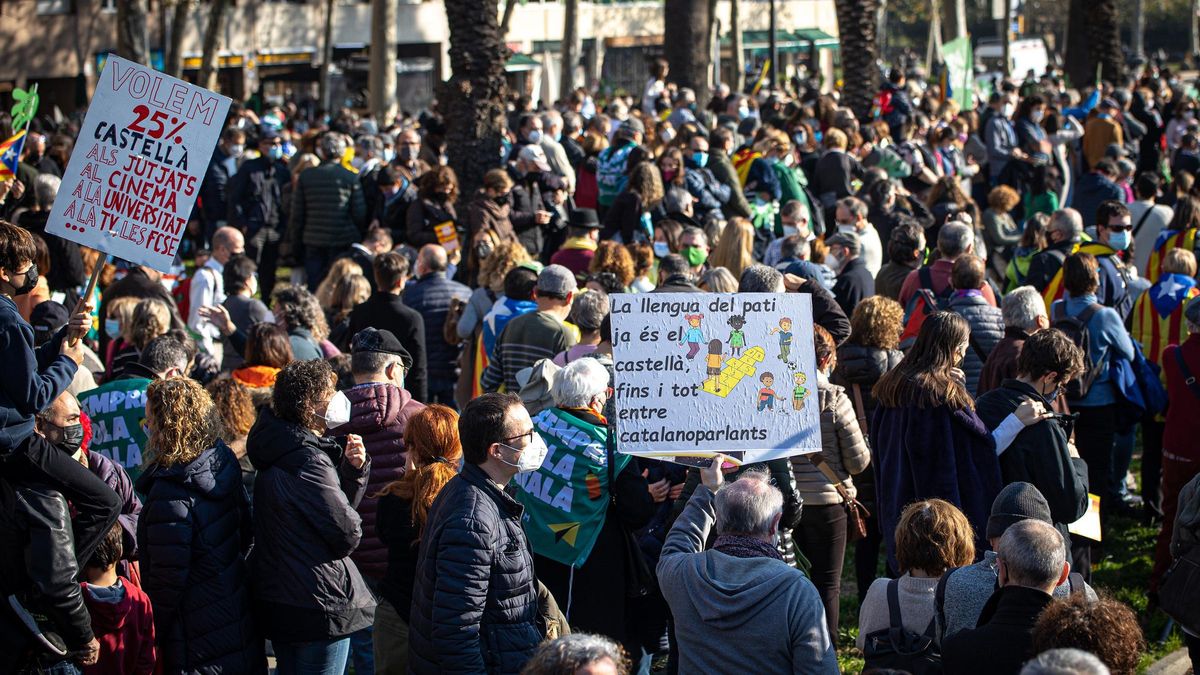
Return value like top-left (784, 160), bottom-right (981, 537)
top-left (81, 579), bottom-right (156, 675)
top-left (1164, 335), bottom-right (1200, 461)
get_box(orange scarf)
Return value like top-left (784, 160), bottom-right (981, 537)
top-left (232, 365), bottom-right (279, 388)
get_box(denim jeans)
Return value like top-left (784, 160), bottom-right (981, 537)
top-left (345, 626), bottom-right (374, 675)
top-left (274, 638), bottom-right (351, 675)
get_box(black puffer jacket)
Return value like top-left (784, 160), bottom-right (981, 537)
top-left (246, 408), bottom-right (375, 643)
top-left (947, 294), bottom-right (1006, 397)
top-left (831, 342), bottom-right (903, 513)
top-left (408, 462), bottom-right (542, 674)
top-left (135, 441), bottom-right (264, 674)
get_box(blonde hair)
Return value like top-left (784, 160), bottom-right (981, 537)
top-left (329, 274), bottom-right (371, 324)
top-left (130, 298), bottom-right (171, 350)
top-left (145, 377), bottom-right (220, 468)
top-left (106, 296), bottom-right (141, 343)
top-left (709, 217), bottom-right (755, 279)
top-left (479, 240), bottom-right (532, 293)
top-left (1162, 248), bottom-right (1198, 277)
top-left (315, 258), bottom-right (364, 309)
top-left (824, 127), bottom-right (848, 150)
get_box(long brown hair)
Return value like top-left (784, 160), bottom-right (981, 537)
top-left (377, 405), bottom-right (463, 538)
top-left (873, 311), bottom-right (974, 410)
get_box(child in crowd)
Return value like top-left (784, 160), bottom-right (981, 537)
top-left (81, 523), bottom-right (156, 674)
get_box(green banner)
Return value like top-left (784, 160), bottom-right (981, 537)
top-left (79, 378), bottom-right (152, 483)
top-left (514, 408), bottom-right (630, 568)
top-left (943, 37), bottom-right (974, 113)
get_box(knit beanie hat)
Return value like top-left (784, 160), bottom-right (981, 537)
top-left (986, 482), bottom-right (1053, 540)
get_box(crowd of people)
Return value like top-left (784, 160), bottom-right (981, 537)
top-left (2, 54), bottom-right (1200, 675)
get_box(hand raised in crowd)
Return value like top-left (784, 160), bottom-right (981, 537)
top-left (534, 210), bottom-right (552, 225)
top-left (72, 637), bottom-right (100, 666)
top-left (700, 454), bottom-right (728, 492)
top-left (60, 334), bottom-right (85, 365)
top-left (643, 469), bottom-right (670, 503)
top-left (198, 304), bottom-right (236, 337)
top-left (1014, 398), bottom-right (1054, 427)
top-left (344, 434), bottom-right (367, 469)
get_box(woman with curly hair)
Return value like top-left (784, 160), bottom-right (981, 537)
top-left (206, 376), bottom-right (259, 493)
top-left (136, 377), bottom-right (265, 673)
top-left (109, 298), bottom-right (172, 379)
top-left (373, 405), bottom-right (463, 673)
top-left (589, 240), bottom-right (636, 289)
top-left (247, 359), bottom-right (374, 673)
top-left (271, 283), bottom-right (334, 361)
top-left (831, 295), bottom-right (905, 602)
top-left (708, 217), bottom-right (755, 279)
top-left (1032, 594), bottom-right (1145, 675)
top-left (522, 634), bottom-right (631, 675)
top-left (233, 322), bottom-right (294, 408)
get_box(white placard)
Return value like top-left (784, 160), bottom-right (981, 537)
top-left (610, 292), bottom-right (821, 465)
top-left (46, 55), bottom-right (231, 272)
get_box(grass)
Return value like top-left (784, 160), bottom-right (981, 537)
top-left (832, 455), bottom-right (1184, 674)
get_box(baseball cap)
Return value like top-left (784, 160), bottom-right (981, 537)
top-left (537, 264), bottom-right (578, 297)
top-left (351, 327), bottom-right (413, 370)
top-left (518, 144), bottom-right (552, 172)
top-left (30, 301), bottom-right (69, 347)
top-left (986, 482), bottom-right (1053, 540)
top-left (619, 117), bottom-right (645, 135)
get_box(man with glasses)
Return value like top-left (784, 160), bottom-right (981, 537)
top-left (409, 392), bottom-right (547, 674)
top-left (1081, 199), bottom-right (1136, 320)
top-left (227, 127), bottom-right (290, 300)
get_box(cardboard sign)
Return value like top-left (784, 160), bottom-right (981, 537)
top-left (434, 220), bottom-right (459, 252)
top-left (610, 292), bottom-right (821, 465)
top-left (46, 55), bottom-right (231, 272)
top-left (1068, 493), bottom-right (1103, 542)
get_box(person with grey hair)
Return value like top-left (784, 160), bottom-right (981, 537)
top-left (513, 358), bottom-right (654, 658)
top-left (658, 456), bottom-right (837, 673)
top-left (942, 519), bottom-right (1071, 674)
top-left (405, 244), bottom-right (471, 406)
top-left (560, 111), bottom-right (586, 169)
top-left (738, 264), bottom-right (785, 293)
top-left (667, 87), bottom-right (698, 130)
top-left (553, 289), bottom-right (609, 365)
top-left (834, 196), bottom-right (882, 276)
top-left (1020, 648), bottom-right (1111, 675)
top-left (977, 286), bottom-right (1051, 395)
top-left (1025, 209), bottom-right (1084, 292)
top-left (540, 110), bottom-right (577, 193)
top-left (354, 134), bottom-right (385, 174)
top-left (289, 131), bottom-right (369, 290)
top-left (699, 267), bottom-right (738, 293)
top-left (521, 633), bottom-right (631, 675)
top-left (899, 221), bottom-right (999, 309)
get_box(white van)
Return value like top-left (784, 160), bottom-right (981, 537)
top-left (975, 38), bottom-right (1050, 79)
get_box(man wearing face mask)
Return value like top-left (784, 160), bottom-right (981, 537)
top-left (985, 93), bottom-right (1026, 186)
top-left (200, 127), bottom-right (246, 244)
top-left (1078, 200), bottom-right (1135, 320)
top-left (409, 392), bottom-right (546, 674)
top-left (826, 231), bottom-right (874, 317)
top-left (509, 113), bottom-right (546, 164)
top-left (834, 197), bottom-right (882, 277)
top-left (683, 134), bottom-right (732, 223)
top-left (229, 128), bottom-right (290, 300)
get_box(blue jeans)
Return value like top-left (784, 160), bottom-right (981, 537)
top-left (345, 626), bottom-right (374, 675)
top-left (274, 638), bottom-right (351, 675)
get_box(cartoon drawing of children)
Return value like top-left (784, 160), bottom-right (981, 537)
top-left (757, 372), bottom-right (776, 412)
top-left (792, 372), bottom-right (809, 411)
top-left (768, 317), bottom-right (794, 362)
top-left (679, 314), bottom-right (704, 359)
top-left (705, 339), bottom-right (724, 392)
top-left (726, 314), bottom-right (747, 356)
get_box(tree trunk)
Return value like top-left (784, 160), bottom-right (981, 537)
top-left (319, 0), bottom-right (337, 113)
top-left (560, 0), bottom-right (579, 98)
top-left (198, 0), bottom-right (230, 92)
top-left (729, 0), bottom-right (743, 92)
top-left (942, 0), bottom-right (966, 42)
top-left (117, 0), bottom-right (150, 65)
top-left (1131, 0), bottom-right (1145, 59)
top-left (834, 0), bottom-right (880, 121)
top-left (1065, 0), bottom-right (1122, 88)
top-left (440, 0), bottom-right (508, 202)
top-left (164, 0), bottom-right (190, 79)
top-left (663, 0), bottom-right (712, 92)
top-left (500, 0), bottom-right (518, 38)
top-left (371, 0), bottom-right (398, 124)
top-left (1191, 0), bottom-right (1200, 64)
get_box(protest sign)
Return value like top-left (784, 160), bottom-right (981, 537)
top-left (610, 292), bottom-right (821, 465)
top-left (45, 55), bottom-right (231, 273)
top-left (79, 377), bottom-right (152, 484)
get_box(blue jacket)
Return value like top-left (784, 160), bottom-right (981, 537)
top-left (1071, 173), bottom-right (1125, 228)
top-left (404, 272), bottom-right (471, 382)
top-left (1053, 293), bottom-right (1135, 407)
top-left (985, 116), bottom-right (1018, 182)
top-left (682, 162), bottom-right (731, 218)
top-left (0, 295), bottom-right (75, 451)
top-left (135, 442), bottom-right (264, 673)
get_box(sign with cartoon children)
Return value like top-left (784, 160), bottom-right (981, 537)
top-left (610, 293), bottom-right (821, 465)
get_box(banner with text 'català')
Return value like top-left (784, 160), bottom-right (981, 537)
top-left (610, 292), bottom-right (821, 465)
top-left (46, 55), bottom-right (231, 272)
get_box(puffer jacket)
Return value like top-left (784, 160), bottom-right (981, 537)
top-left (948, 293), bottom-right (1006, 396)
top-left (404, 272), bottom-right (472, 382)
top-left (408, 462), bottom-right (542, 674)
top-left (135, 441), bottom-right (264, 674)
top-left (247, 407), bottom-right (375, 643)
top-left (791, 373), bottom-right (871, 506)
top-left (328, 382), bottom-right (425, 581)
top-left (831, 343), bottom-right (902, 513)
top-left (288, 161), bottom-right (368, 250)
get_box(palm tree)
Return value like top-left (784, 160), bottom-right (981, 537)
top-left (560, 0), bottom-right (580, 99)
top-left (1065, 0), bottom-right (1122, 87)
top-left (164, 0), bottom-right (192, 79)
top-left (199, 0), bottom-right (231, 92)
top-left (439, 0), bottom-right (508, 200)
top-left (664, 0), bottom-right (712, 92)
top-left (370, 0), bottom-right (399, 124)
top-left (834, 0), bottom-right (881, 121)
top-left (117, 0), bottom-right (150, 65)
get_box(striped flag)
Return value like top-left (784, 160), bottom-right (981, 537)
top-left (1145, 228), bottom-right (1198, 281)
top-left (0, 130), bottom-right (27, 180)
top-left (1132, 273), bottom-right (1198, 380)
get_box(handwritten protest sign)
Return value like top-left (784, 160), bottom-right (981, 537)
top-left (610, 292), bottom-right (821, 465)
top-left (46, 55), bottom-right (231, 272)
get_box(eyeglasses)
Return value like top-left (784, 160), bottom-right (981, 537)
top-left (502, 429), bottom-right (536, 447)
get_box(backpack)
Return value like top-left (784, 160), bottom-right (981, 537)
top-left (1051, 302), bottom-right (1106, 400)
top-left (862, 579), bottom-right (942, 675)
top-left (596, 143), bottom-right (634, 207)
top-left (900, 267), bottom-right (953, 348)
top-left (872, 89), bottom-right (895, 119)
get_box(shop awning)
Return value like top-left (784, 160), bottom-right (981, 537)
top-left (793, 28), bottom-right (840, 50)
top-left (506, 53), bottom-right (541, 72)
top-left (721, 28), bottom-right (840, 53)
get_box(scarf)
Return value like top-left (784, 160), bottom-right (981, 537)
top-left (713, 534), bottom-right (783, 561)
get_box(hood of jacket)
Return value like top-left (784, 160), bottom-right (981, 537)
top-left (340, 382), bottom-right (415, 436)
top-left (134, 440), bottom-right (240, 499)
top-left (81, 582), bottom-right (133, 632)
top-left (679, 552), bottom-right (805, 629)
top-left (836, 343), bottom-right (901, 385)
top-left (247, 406), bottom-right (342, 473)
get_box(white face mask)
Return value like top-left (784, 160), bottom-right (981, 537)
top-left (1030, 109), bottom-right (1045, 123)
top-left (1002, 103), bottom-right (1016, 118)
top-left (498, 434), bottom-right (550, 473)
top-left (782, 225), bottom-right (799, 237)
top-left (827, 253), bottom-right (844, 271)
top-left (323, 391), bottom-right (353, 428)
top-left (838, 224), bottom-right (858, 236)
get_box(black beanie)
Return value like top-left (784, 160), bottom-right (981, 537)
top-left (986, 482), bottom-right (1053, 540)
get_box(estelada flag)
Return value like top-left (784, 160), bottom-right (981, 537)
top-left (0, 130), bottom-right (26, 180)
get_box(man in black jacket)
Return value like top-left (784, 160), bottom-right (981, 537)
top-left (652, 254), bottom-right (703, 293)
top-left (941, 520), bottom-right (1071, 675)
top-left (827, 231), bottom-right (874, 317)
top-left (404, 245), bottom-right (470, 406)
top-left (346, 252), bottom-right (428, 403)
top-left (1025, 208), bottom-right (1083, 294)
top-left (409, 393), bottom-right (544, 674)
top-left (0, 476), bottom-right (100, 671)
top-left (227, 128), bottom-right (291, 300)
top-left (976, 328), bottom-right (1091, 575)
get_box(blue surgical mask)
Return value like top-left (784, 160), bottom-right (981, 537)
top-left (267, 145), bottom-right (284, 161)
top-left (527, 130), bottom-right (543, 144)
top-left (691, 151), bottom-right (709, 168)
top-left (653, 241), bottom-right (670, 258)
top-left (738, 106), bottom-right (750, 120)
top-left (104, 319), bottom-right (121, 340)
top-left (1108, 230), bottom-right (1130, 250)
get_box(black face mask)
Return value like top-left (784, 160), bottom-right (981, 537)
top-left (12, 262), bottom-right (38, 296)
top-left (46, 421), bottom-right (84, 455)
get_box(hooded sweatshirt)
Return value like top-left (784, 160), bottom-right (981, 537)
top-left (82, 578), bottom-right (156, 675)
top-left (657, 486), bottom-right (837, 674)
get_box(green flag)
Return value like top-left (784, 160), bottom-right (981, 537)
top-left (942, 37), bottom-right (973, 113)
top-left (79, 378), bottom-right (152, 484)
top-left (513, 408), bottom-right (630, 568)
